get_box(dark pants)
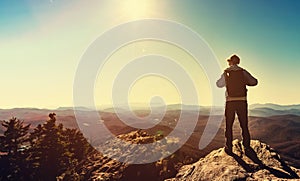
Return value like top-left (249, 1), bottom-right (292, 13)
top-left (225, 101), bottom-right (250, 148)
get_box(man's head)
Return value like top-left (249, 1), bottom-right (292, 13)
top-left (227, 54), bottom-right (240, 66)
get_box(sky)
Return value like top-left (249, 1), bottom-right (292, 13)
top-left (0, 0), bottom-right (299, 109)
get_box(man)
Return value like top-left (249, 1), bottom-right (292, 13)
top-left (216, 54), bottom-right (258, 154)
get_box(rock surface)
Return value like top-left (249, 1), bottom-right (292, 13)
top-left (60, 130), bottom-right (300, 181)
top-left (60, 130), bottom-right (201, 181)
top-left (165, 139), bottom-right (300, 181)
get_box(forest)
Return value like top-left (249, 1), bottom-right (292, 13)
top-left (0, 113), bottom-right (91, 181)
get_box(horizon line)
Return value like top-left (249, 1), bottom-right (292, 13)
top-left (1, 102), bottom-right (300, 110)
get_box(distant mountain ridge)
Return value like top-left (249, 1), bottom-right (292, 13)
top-left (249, 103), bottom-right (300, 117)
top-left (249, 103), bottom-right (300, 110)
top-left (1, 103), bottom-right (300, 118)
top-left (1, 103), bottom-right (300, 111)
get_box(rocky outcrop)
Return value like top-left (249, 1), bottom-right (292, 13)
top-left (60, 131), bottom-right (300, 181)
top-left (60, 130), bottom-right (201, 181)
top-left (165, 139), bottom-right (300, 181)
top-left (58, 149), bottom-right (127, 181)
top-left (98, 129), bottom-right (200, 180)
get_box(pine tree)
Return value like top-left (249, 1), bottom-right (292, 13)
top-left (0, 117), bottom-right (31, 180)
top-left (0, 117), bottom-right (30, 155)
top-left (29, 113), bottom-right (91, 180)
top-left (0, 113), bottom-right (92, 180)
top-left (63, 128), bottom-right (90, 161)
top-left (29, 113), bottom-right (69, 180)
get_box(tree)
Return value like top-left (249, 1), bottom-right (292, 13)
top-left (0, 117), bottom-right (31, 180)
top-left (29, 113), bottom-right (91, 180)
top-left (63, 128), bottom-right (90, 161)
top-left (0, 117), bottom-right (30, 155)
top-left (29, 113), bottom-right (68, 180)
top-left (0, 113), bottom-right (91, 180)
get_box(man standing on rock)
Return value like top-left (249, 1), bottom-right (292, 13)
top-left (216, 54), bottom-right (258, 154)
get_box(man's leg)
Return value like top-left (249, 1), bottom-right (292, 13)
top-left (225, 101), bottom-right (235, 150)
top-left (236, 101), bottom-right (251, 148)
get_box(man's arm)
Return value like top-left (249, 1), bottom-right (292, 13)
top-left (243, 70), bottom-right (258, 86)
top-left (216, 74), bottom-right (225, 88)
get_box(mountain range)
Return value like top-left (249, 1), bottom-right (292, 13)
top-left (0, 103), bottom-right (299, 180)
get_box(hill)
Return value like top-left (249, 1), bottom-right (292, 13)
top-left (250, 103), bottom-right (300, 110)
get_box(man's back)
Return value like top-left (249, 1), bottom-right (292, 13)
top-left (217, 65), bottom-right (257, 89)
top-left (224, 69), bottom-right (247, 97)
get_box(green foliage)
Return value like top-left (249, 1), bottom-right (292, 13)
top-left (29, 113), bottom-right (69, 179)
top-left (0, 117), bottom-right (31, 180)
top-left (63, 128), bottom-right (90, 161)
top-left (0, 117), bottom-right (30, 155)
top-left (0, 113), bottom-right (91, 181)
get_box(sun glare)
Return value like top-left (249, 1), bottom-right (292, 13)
top-left (120, 0), bottom-right (153, 19)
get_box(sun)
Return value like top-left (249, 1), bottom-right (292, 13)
top-left (120, 0), bottom-right (154, 19)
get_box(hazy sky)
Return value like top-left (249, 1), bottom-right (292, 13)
top-left (1, 0), bottom-right (299, 109)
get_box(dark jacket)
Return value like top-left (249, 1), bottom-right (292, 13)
top-left (216, 65), bottom-right (258, 101)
